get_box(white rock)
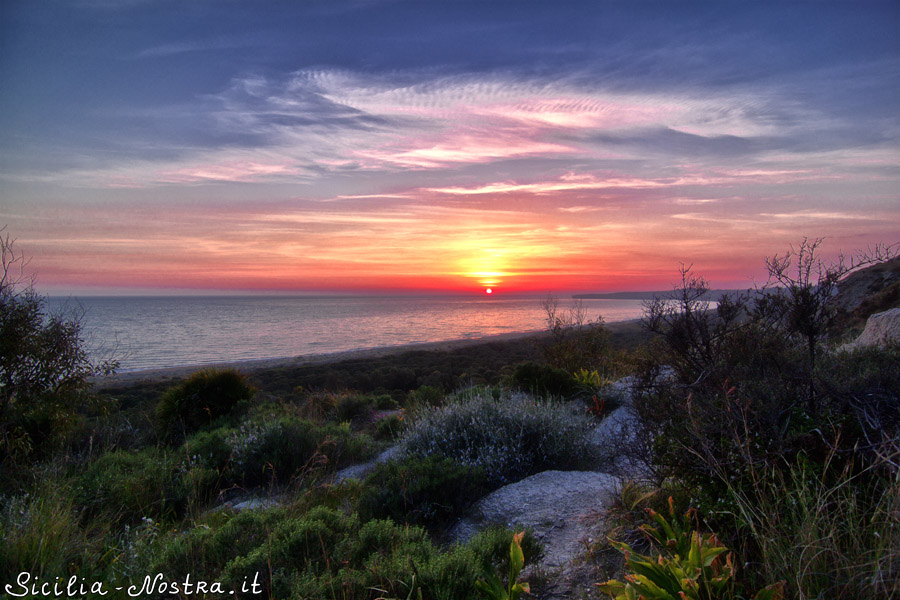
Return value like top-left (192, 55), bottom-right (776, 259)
top-left (847, 307), bottom-right (900, 349)
top-left (449, 470), bottom-right (620, 568)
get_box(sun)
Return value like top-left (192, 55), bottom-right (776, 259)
top-left (485, 288), bottom-right (493, 295)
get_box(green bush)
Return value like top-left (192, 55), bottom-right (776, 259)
top-left (335, 392), bottom-right (372, 422)
top-left (401, 392), bottom-right (597, 486)
top-left (406, 384), bottom-right (446, 408)
top-left (150, 505), bottom-right (291, 582)
top-left (0, 230), bottom-right (117, 472)
top-left (374, 413), bottom-right (404, 440)
top-left (632, 250), bottom-right (900, 598)
top-left (76, 448), bottom-right (186, 525)
top-left (510, 362), bottom-right (577, 397)
top-left (156, 368), bottom-right (253, 437)
top-left (358, 455), bottom-right (487, 529)
top-left (153, 503), bottom-right (537, 600)
top-left (226, 417), bottom-right (376, 486)
top-left (183, 427), bottom-right (232, 471)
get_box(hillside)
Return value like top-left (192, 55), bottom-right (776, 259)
top-left (832, 255), bottom-right (900, 334)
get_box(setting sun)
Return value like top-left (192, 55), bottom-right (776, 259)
top-left (485, 288), bottom-right (493, 295)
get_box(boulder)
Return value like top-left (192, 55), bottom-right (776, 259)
top-left (847, 307), bottom-right (900, 349)
top-left (449, 470), bottom-right (619, 568)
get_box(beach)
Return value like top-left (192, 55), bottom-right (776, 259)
top-left (93, 319), bottom-right (648, 390)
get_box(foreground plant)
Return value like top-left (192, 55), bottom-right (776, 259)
top-left (476, 531), bottom-right (530, 600)
top-left (597, 498), bottom-right (784, 600)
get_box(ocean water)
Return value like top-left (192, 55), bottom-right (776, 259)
top-left (47, 295), bottom-right (647, 372)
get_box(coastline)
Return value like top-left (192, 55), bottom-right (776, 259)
top-left (93, 328), bottom-right (549, 388)
top-left (92, 318), bottom-right (647, 388)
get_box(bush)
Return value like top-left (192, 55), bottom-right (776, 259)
top-left (406, 384), bottom-right (446, 409)
top-left (358, 455), bottom-right (487, 529)
top-left (335, 392), bottom-right (372, 422)
top-left (631, 246), bottom-right (900, 598)
top-left (226, 417), bottom-right (376, 486)
top-left (155, 368), bottom-right (253, 437)
top-left (154, 504), bottom-right (538, 600)
top-left (374, 413), bottom-right (404, 440)
top-left (76, 448), bottom-right (186, 525)
top-left (401, 392), bottom-right (597, 486)
top-left (539, 295), bottom-right (612, 373)
top-left (0, 231), bottom-right (117, 470)
top-left (510, 362), bottom-right (577, 397)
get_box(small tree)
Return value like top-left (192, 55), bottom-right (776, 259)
top-left (0, 229), bottom-right (116, 463)
top-left (757, 237), bottom-right (897, 412)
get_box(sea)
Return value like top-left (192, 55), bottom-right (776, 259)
top-left (46, 295), bottom-right (647, 372)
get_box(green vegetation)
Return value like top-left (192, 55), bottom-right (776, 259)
top-left (598, 498), bottom-right (785, 600)
top-left (0, 231), bottom-right (116, 482)
top-left (156, 367), bottom-right (254, 438)
top-left (475, 531), bottom-right (531, 600)
top-left (400, 390), bottom-right (598, 486)
top-left (358, 455), bottom-right (487, 530)
top-left (616, 239), bottom-right (900, 599)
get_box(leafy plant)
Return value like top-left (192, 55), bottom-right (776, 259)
top-left (358, 455), bottom-right (487, 529)
top-left (597, 498), bottom-right (784, 600)
top-left (156, 368), bottom-right (253, 437)
top-left (574, 368), bottom-right (612, 389)
top-left (475, 531), bottom-right (530, 600)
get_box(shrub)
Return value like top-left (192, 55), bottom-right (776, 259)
top-left (76, 448), bottom-right (186, 525)
top-left (226, 417), bottom-right (376, 486)
top-left (150, 505), bottom-right (291, 582)
top-left (373, 393), bottom-right (398, 410)
top-left (632, 247), bottom-right (900, 597)
top-left (406, 384), bottom-right (445, 409)
top-left (401, 392), bottom-right (597, 486)
top-left (155, 368), bottom-right (253, 437)
top-left (0, 231), bottom-right (117, 471)
top-left (539, 295), bottom-right (612, 373)
top-left (358, 455), bottom-right (487, 529)
top-left (335, 392), bottom-right (372, 422)
top-left (374, 412), bottom-right (404, 440)
top-left (510, 362), bottom-right (577, 398)
top-left (182, 427), bottom-right (232, 472)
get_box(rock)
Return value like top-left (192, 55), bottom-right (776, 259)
top-left (846, 307), bottom-right (900, 349)
top-left (449, 470), bottom-right (620, 569)
top-left (333, 444), bottom-right (402, 482)
top-left (231, 497), bottom-right (280, 512)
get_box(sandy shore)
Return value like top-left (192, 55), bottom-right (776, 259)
top-left (93, 328), bottom-right (551, 388)
top-left (93, 318), bottom-right (646, 389)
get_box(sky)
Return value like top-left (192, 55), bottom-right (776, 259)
top-left (1, 0), bottom-right (898, 295)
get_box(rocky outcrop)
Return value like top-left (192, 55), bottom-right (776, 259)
top-left (846, 307), bottom-right (900, 349)
top-left (449, 470), bottom-right (619, 569)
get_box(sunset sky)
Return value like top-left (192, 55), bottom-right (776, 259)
top-left (1, 1), bottom-right (898, 295)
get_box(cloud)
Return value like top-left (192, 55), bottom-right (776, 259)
top-left (16, 62), bottom-right (892, 193)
